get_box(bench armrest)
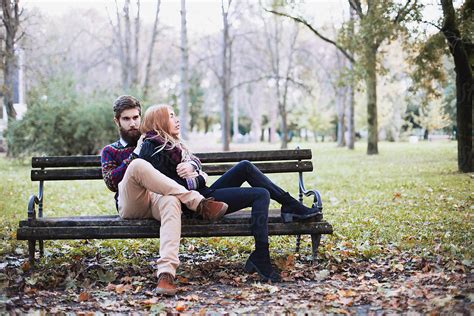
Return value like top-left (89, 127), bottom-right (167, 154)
top-left (28, 195), bottom-right (39, 221)
top-left (298, 173), bottom-right (323, 212)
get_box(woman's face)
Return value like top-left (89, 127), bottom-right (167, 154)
top-left (167, 107), bottom-right (180, 138)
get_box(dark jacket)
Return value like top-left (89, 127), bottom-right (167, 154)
top-left (138, 133), bottom-right (207, 191)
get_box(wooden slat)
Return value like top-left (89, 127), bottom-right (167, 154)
top-left (31, 161), bottom-right (313, 181)
top-left (196, 149), bottom-right (311, 163)
top-left (32, 156), bottom-right (100, 168)
top-left (17, 221), bottom-right (333, 240)
top-left (31, 150), bottom-right (312, 168)
top-left (31, 168), bottom-right (102, 181)
top-left (19, 209), bottom-right (323, 227)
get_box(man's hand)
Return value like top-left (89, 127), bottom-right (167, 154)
top-left (177, 162), bottom-right (197, 178)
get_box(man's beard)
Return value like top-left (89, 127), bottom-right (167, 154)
top-left (119, 127), bottom-right (141, 147)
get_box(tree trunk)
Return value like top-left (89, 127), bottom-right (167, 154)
top-left (123, 0), bottom-right (132, 91)
top-left (233, 93), bottom-right (239, 139)
top-left (1, 0), bottom-right (20, 123)
top-left (203, 116), bottom-right (211, 133)
top-left (440, 0), bottom-right (473, 172)
top-left (221, 91), bottom-right (231, 150)
top-left (132, 0), bottom-right (140, 87)
top-left (347, 78), bottom-right (355, 149)
top-left (280, 102), bottom-right (288, 149)
top-left (336, 88), bottom-right (346, 147)
top-left (142, 0), bottom-right (161, 99)
top-left (455, 75), bottom-right (473, 172)
top-left (3, 38), bottom-right (16, 122)
top-left (366, 46), bottom-right (378, 155)
top-left (179, 0), bottom-right (189, 140)
top-left (220, 0), bottom-right (232, 151)
top-left (346, 5), bottom-right (356, 150)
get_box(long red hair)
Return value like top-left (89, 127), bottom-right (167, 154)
top-left (140, 104), bottom-right (191, 157)
top-left (140, 104), bottom-right (176, 139)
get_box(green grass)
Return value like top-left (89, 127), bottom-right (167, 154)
top-left (0, 141), bottom-right (472, 263)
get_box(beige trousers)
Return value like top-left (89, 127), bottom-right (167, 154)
top-left (117, 159), bottom-right (204, 276)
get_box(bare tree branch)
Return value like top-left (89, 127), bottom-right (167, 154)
top-left (265, 8), bottom-right (356, 64)
top-left (348, 0), bottom-right (364, 18)
top-left (143, 0), bottom-right (161, 98)
top-left (393, 0), bottom-right (413, 24)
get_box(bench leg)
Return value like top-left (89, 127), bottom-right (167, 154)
top-left (295, 234), bottom-right (301, 253)
top-left (311, 234), bottom-right (321, 262)
top-left (28, 239), bottom-right (36, 264)
top-left (39, 240), bottom-right (44, 257)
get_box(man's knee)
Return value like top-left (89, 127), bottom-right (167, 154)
top-left (127, 159), bottom-right (155, 179)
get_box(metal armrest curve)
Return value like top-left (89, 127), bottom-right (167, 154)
top-left (298, 174), bottom-right (323, 212)
top-left (28, 195), bottom-right (39, 220)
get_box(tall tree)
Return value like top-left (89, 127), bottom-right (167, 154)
top-left (346, 6), bottom-right (356, 149)
top-left (219, 0), bottom-right (232, 151)
top-left (335, 50), bottom-right (347, 147)
top-left (179, 0), bottom-right (189, 140)
top-left (440, 0), bottom-right (473, 172)
top-left (262, 14), bottom-right (300, 149)
top-left (1, 0), bottom-right (23, 122)
top-left (269, 0), bottom-right (421, 154)
top-left (111, 0), bottom-right (133, 91)
top-left (132, 0), bottom-right (140, 87)
top-left (142, 0), bottom-right (161, 99)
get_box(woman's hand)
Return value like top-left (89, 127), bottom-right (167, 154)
top-left (133, 134), bottom-right (146, 156)
top-left (177, 162), bottom-right (197, 178)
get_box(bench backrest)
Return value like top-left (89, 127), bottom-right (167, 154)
top-left (31, 149), bottom-right (313, 181)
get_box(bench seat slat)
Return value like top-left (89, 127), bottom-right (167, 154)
top-left (17, 221), bottom-right (333, 240)
top-left (31, 161), bottom-right (313, 181)
top-left (18, 210), bottom-right (323, 227)
top-left (32, 150), bottom-right (312, 168)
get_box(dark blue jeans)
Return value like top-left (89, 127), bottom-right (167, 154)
top-left (204, 160), bottom-right (286, 243)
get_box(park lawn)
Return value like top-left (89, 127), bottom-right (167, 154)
top-left (0, 141), bottom-right (472, 264)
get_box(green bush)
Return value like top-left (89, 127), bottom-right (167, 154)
top-left (5, 77), bottom-right (117, 156)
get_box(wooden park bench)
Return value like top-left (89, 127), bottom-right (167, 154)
top-left (17, 149), bottom-right (333, 264)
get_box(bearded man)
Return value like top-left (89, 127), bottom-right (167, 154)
top-left (100, 95), bottom-right (228, 295)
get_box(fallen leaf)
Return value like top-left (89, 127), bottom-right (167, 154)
top-left (324, 293), bottom-right (338, 301)
top-left (176, 301), bottom-right (186, 312)
top-left (183, 294), bottom-right (199, 301)
top-left (24, 286), bottom-right (37, 294)
top-left (314, 269), bottom-right (330, 281)
top-left (21, 261), bottom-right (31, 272)
top-left (142, 297), bottom-right (159, 306)
top-left (115, 284), bottom-right (133, 294)
top-left (121, 276), bottom-right (133, 283)
top-left (78, 291), bottom-right (90, 302)
top-left (338, 289), bottom-right (357, 297)
top-left (106, 283), bottom-right (116, 291)
top-left (176, 275), bottom-right (190, 284)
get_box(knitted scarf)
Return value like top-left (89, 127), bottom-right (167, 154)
top-left (144, 131), bottom-right (183, 164)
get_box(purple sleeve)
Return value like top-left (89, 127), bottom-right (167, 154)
top-left (100, 146), bottom-right (134, 192)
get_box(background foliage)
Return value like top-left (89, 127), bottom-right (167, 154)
top-left (5, 76), bottom-right (117, 156)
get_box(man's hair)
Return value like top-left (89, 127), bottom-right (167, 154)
top-left (113, 95), bottom-right (141, 119)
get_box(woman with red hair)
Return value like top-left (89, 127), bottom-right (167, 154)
top-left (139, 105), bottom-right (321, 282)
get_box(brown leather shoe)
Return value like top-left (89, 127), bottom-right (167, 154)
top-left (156, 272), bottom-right (177, 296)
top-left (196, 198), bottom-right (228, 222)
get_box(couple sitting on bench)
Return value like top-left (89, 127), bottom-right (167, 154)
top-left (101, 95), bottom-right (321, 295)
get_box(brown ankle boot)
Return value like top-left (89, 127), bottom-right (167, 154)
top-left (156, 272), bottom-right (177, 296)
top-left (196, 198), bottom-right (228, 222)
